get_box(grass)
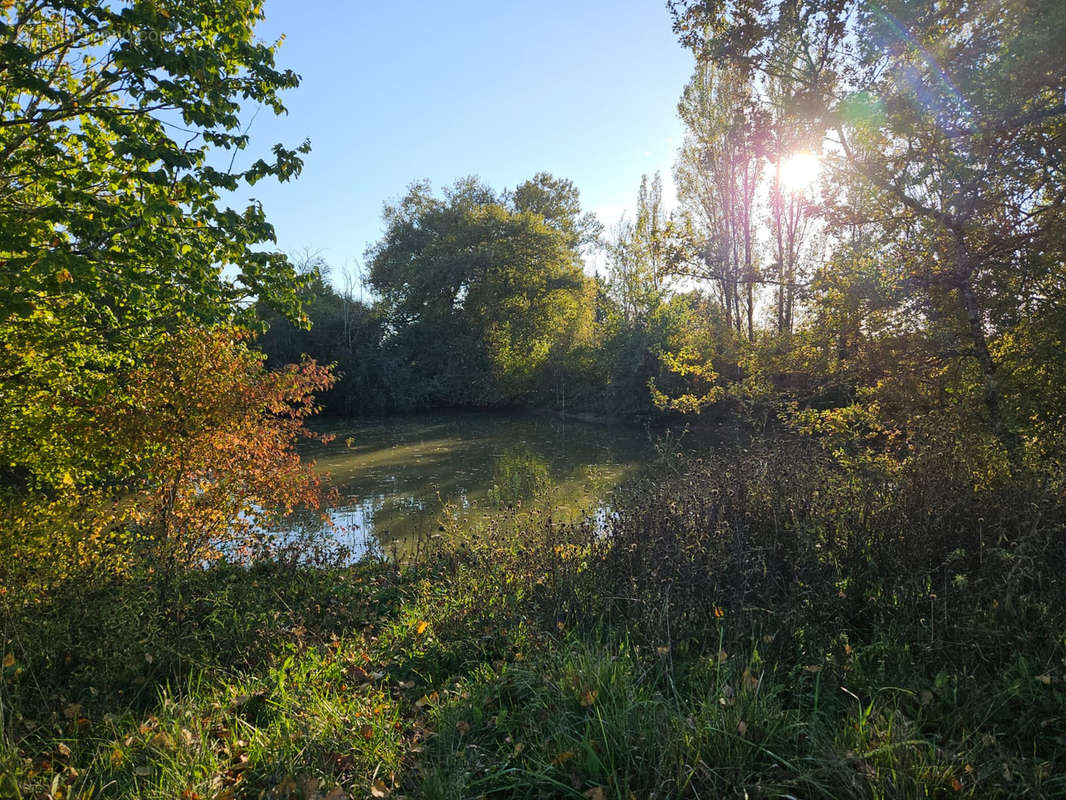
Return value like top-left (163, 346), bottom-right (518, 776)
top-left (2, 436), bottom-right (1065, 798)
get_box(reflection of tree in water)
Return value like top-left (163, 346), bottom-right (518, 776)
top-left (486, 445), bottom-right (552, 507)
top-left (263, 505), bottom-right (356, 565)
top-left (267, 416), bottom-right (654, 558)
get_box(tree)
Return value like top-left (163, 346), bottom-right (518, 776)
top-left (671, 0), bottom-right (1066, 451)
top-left (509, 172), bottom-right (603, 251)
top-left (606, 174), bottom-right (669, 324)
top-left (0, 0), bottom-right (310, 489)
top-left (366, 176), bottom-right (595, 406)
top-left (674, 64), bottom-right (764, 340)
top-left (257, 262), bottom-right (394, 416)
top-left (0, 327), bottom-right (335, 597)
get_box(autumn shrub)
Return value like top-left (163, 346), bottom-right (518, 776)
top-left (0, 327), bottom-right (340, 723)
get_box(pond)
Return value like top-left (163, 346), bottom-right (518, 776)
top-left (275, 412), bottom-right (660, 557)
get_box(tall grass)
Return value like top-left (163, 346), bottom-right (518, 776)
top-left (2, 434), bottom-right (1064, 798)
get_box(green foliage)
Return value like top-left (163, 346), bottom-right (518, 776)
top-left (0, 0), bottom-right (310, 492)
top-left (670, 0), bottom-right (1066, 452)
top-left (366, 176), bottom-right (596, 407)
top-left (257, 266), bottom-right (395, 416)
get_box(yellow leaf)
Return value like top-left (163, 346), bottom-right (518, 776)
top-left (579, 689), bottom-right (598, 707)
top-left (2, 653), bottom-right (13, 668)
top-left (415, 620), bottom-right (429, 635)
top-left (552, 750), bottom-right (575, 765)
top-left (370, 779), bottom-right (390, 797)
top-left (56, 268), bottom-right (73, 284)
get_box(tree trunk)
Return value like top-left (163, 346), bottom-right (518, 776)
top-left (955, 236), bottom-right (1018, 455)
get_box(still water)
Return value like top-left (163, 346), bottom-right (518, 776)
top-left (278, 413), bottom-right (658, 556)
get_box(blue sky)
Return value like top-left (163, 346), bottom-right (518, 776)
top-left (229, 1), bottom-right (693, 279)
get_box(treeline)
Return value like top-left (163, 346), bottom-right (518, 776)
top-left (258, 173), bottom-right (719, 418)
top-left (262, 0), bottom-right (1066, 473)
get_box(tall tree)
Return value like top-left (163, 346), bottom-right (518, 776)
top-left (0, 0), bottom-right (310, 489)
top-left (366, 177), bottom-right (594, 406)
top-left (606, 173), bottom-right (669, 324)
top-left (671, 0), bottom-right (1066, 448)
top-left (674, 63), bottom-right (764, 340)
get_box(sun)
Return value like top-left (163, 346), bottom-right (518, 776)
top-left (779, 152), bottom-right (821, 192)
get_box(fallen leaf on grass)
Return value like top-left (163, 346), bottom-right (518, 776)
top-left (552, 751), bottom-right (575, 765)
top-left (370, 778), bottom-right (390, 797)
top-left (414, 620), bottom-right (429, 635)
top-left (2, 653), bottom-right (13, 668)
top-left (455, 720), bottom-right (470, 736)
top-left (579, 689), bottom-right (598, 707)
top-left (414, 692), bottom-right (439, 709)
top-left (361, 724), bottom-right (374, 740)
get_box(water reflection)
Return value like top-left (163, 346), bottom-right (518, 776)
top-left (272, 412), bottom-right (655, 557)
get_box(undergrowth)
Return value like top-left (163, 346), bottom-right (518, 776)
top-left (2, 436), bottom-right (1064, 798)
